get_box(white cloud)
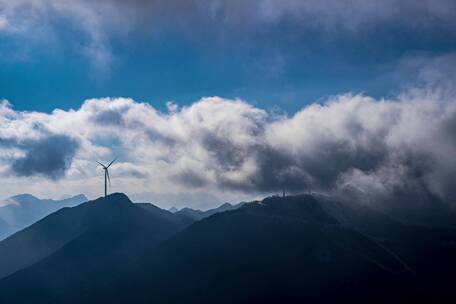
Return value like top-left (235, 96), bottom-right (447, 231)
top-left (0, 88), bottom-right (455, 209)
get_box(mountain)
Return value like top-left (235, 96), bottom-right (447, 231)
top-left (174, 207), bottom-right (205, 220)
top-left (137, 202), bottom-right (195, 227)
top-left (175, 201), bottom-right (245, 221)
top-left (0, 218), bottom-right (12, 239)
top-left (0, 194), bottom-right (88, 240)
top-left (203, 202), bottom-right (245, 217)
top-left (168, 206), bottom-right (178, 213)
top-left (0, 193), bottom-right (192, 280)
top-left (2, 194), bottom-right (456, 303)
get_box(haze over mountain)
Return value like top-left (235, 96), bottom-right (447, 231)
top-left (174, 202), bottom-right (245, 221)
top-left (0, 194), bottom-right (87, 240)
top-left (0, 218), bottom-right (10, 238)
top-left (1, 193), bottom-right (455, 303)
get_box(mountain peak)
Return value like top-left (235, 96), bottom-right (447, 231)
top-left (67, 194), bottom-right (87, 201)
top-left (261, 193), bottom-right (314, 205)
top-left (219, 202), bottom-right (232, 208)
top-left (0, 190), bottom-right (189, 281)
top-left (247, 193), bottom-right (339, 225)
top-left (8, 193), bottom-right (40, 203)
top-left (168, 207), bottom-right (178, 213)
top-left (91, 193), bottom-right (132, 205)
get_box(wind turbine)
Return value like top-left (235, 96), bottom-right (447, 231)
top-left (97, 158), bottom-right (116, 197)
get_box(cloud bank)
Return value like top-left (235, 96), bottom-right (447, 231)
top-left (1, 0), bottom-right (455, 66)
top-left (0, 82), bottom-right (455, 209)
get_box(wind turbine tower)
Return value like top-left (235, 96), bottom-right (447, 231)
top-left (97, 158), bottom-right (117, 197)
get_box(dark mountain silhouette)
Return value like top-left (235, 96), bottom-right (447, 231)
top-left (0, 194), bottom-right (87, 240)
top-left (1, 193), bottom-right (456, 303)
top-left (174, 207), bottom-right (205, 220)
top-left (175, 201), bottom-right (245, 221)
top-left (137, 202), bottom-right (195, 227)
top-left (0, 193), bottom-right (191, 280)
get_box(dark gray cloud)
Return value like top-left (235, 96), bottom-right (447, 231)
top-left (209, 136), bottom-right (389, 194)
top-left (175, 169), bottom-right (208, 188)
top-left (232, 145), bottom-right (314, 192)
top-left (72, 0), bottom-right (456, 33)
top-left (202, 133), bottom-right (249, 171)
top-left (176, 93), bottom-right (456, 208)
top-left (11, 135), bottom-right (79, 179)
top-left (2, 0), bottom-right (456, 66)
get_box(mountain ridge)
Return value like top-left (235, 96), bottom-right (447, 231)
top-left (2, 193), bottom-right (455, 303)
top-left (0, 193), bottom-right (191, 280)
top-left (0, 193), bottom-right (88, 240)
top-left (175, 201), bottom-right (245, 220)
top-left (1, 193), bottom-right (456, 303)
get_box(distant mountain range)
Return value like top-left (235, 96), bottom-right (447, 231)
top-left (0, 193), bottom-right (456, 303)
top-left (174, 201), bottom-right (245, 220)
top-left (0, 194), bottom-right (87, 240)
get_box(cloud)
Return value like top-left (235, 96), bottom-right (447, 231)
top-left (10, 135), bottom-right (79, 179)
top-left (94, 109), bottom-right (125, 126)
top-left (1, 1), bottom-right (455, 66)
top-left (255, 0), bottom-right (456, 33)
top-left (0, 82), bottom-right (455, 210)
top-left (395, 52), bottom-right (456, 95)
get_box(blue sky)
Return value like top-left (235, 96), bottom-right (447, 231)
top-left (1, 0), bottom-right (455, 113)
top-left (1, 1), bottom-right (456, 207)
